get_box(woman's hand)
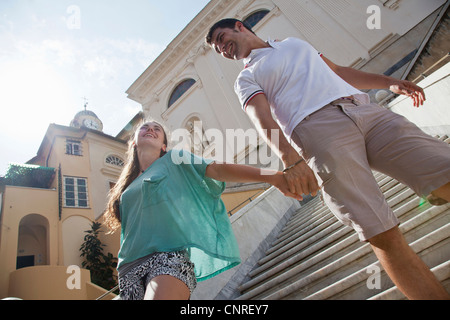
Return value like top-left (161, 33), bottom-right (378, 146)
top-left (206, 162), bottom-right (301, 200)
top-left (282, 160), bottom-right (319, 201)
top-left (268, 171), bottom-right (303, 201)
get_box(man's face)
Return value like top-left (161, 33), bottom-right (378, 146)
top-left (210, 24), bottom-right (248, 60)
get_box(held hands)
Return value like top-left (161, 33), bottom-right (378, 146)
top-left (270, 172), bottom-right (301, 200)
top-left (270, 158), bottom-right (319, 201)
top-left (389, 80), bottom-right (426, 107)
top-left (283, 160), bottom-right (319, 201)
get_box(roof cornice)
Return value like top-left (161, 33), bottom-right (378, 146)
top-left (126, 0), bottom-right (240, 103)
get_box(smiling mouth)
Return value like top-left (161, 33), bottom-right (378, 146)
top-left (144, 133), bottom-right (156, 138)
top-left (227, 42), bottom-right (234, 57)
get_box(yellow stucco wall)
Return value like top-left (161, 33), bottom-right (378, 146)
top-left (0, 125), bottom-right (127, 299)
top-left (0, 186), bottom-right (59, 298)
top-left (8, 266), bottom-right (115, 300)
top-left (222, 189), bottom-right (266, 216)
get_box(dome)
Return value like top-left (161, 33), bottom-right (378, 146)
top-left (70, 106), bottom-right (103, 131)
top-left (73, 110), bottom-right (99, 119)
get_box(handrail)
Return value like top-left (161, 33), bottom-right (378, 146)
top-left (227, 188), bottom-right (268, 217)
top-left (381, 52), bottom-right (450, 108)
top-left (96, 284), bottom-right (119, 300)
top-left (412, 53), bottom-right (450, 83)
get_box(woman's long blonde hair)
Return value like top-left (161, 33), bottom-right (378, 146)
top-left (103, 120), bottom-right (168, 233)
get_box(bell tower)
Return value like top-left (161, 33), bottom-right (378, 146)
top-left (69, 98), bottom-right (103, 131)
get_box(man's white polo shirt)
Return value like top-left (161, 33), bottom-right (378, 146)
top-left (234, 37), bottom-right (369, 140)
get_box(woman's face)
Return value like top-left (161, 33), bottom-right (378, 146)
top-left (135, 122), bottom-right (167, 153)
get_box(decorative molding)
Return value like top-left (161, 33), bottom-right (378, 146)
top-left (234, 0), bottom-right (256, 20)
top-left (349, 57), bottom-right (367, 70)
top-left (272, 6), bottom-right (281, 17)
top-left (378, 0), bottom-right (401, 10)
top-left (100, 167), bottom-right (122, 178)
top-left (128, 0), bottom-right (240, 102)
top-left (368, 33), bottom-right (400, 58)
top-left (160, 79), bottom-right (202, 121)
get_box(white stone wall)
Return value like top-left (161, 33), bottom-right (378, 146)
top-left (127, 0), bottom-right (446, 163)
top-left (388, 62), bottom-right (450, 135)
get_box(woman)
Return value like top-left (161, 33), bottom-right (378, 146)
top-left (104, 120), bottom-right (297, 300)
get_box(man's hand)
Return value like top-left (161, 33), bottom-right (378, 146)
top-left (389, 80), bottom-right (426, 107)
top-left (268, 172), bottom-right (304, 201)
top-left (245, 92), bottom-right (320, 200)
top-left (283, 160), bottom-right (319, 200)
top-left (321, 55), bottom-right (426, 108)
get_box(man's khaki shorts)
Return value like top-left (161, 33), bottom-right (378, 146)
top-left (291, 100), bottom-right (450, 241)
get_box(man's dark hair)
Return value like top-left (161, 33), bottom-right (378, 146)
top-left (205, 18), bottom-right (255, 45)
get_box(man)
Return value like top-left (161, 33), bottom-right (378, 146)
top-left (206, 18), bottom-right (450, 300)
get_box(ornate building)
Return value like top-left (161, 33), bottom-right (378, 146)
top-left (123, 0), bottom-right (449, 216)
top-left (1, 0), bottom-right (448, 300)
top-left (122, 0), bottom-right (449, 299)
top-left (0, 105), bottom-right (125, 299)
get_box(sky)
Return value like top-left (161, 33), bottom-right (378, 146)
top-left (0, 0), bottom-right (210, 176)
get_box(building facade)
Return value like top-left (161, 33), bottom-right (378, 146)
top-left (0, 109), bottom-right (125, 299)
top-left (125, 0), bottom-right (447, 164)
top-left (1, 0), bottom-right (448, 299)
top-left (123, 0), bottom-right (449, 299)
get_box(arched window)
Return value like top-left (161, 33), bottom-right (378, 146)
top-left (105, 155), bottom-right (124, 167)
top-left (168, 79), bottom-right (196, 108)
top-left (243, 9), bottom-right (270, 28)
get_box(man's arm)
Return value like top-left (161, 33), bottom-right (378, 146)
top-left (245, 93), bottom-right (319, 199)
top-left (321, 55), bottom-right (426, 107)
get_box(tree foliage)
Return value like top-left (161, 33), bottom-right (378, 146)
top-left (80, 221), bottom-right (118, 291)
top-left (1, 163), bottom-right (55, 189)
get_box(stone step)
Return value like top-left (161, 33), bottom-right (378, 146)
top-left (238, 204), bottom-right (448, 299)
top-left (242, 182), bottom-right (417, 289)
top-left (237, 179), bottom-right (449, 300)
top-left (258, 207), bottom-right (449, 300)
top-left (368, 260), bottom-right (450, 300)
top-left (235, 135), bottom-right (449, 300)
top-left (302, 222), bottom-right (450, 300)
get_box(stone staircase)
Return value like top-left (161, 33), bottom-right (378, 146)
top-left (235, 136), bottom-right (450, 300)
